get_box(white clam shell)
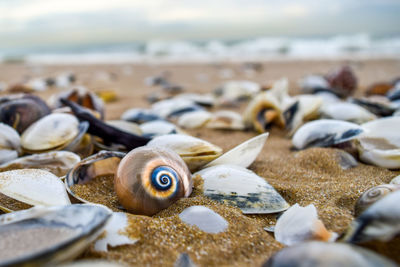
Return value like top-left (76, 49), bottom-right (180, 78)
top-left (179, 206), bottom-right (228, 233)
top-left (292, 119), bottom-right (363, 150)
top-left (106, 120), bottom-right (142, 135)
top-left (94, 212), bottom-right (138, 252)
top-left (390, 175), bottom-right (400, 185)
top-left (0, 123), bottom-right (21, 153)
top-left (194, 164), bottom-right (289, 214)
top-left (357, 117), bottom-right (400, 169)
top-left (204, 133), bottom-right (269, 168)
top-left (299, 75), bottom-right (329, 93)
top-left (0, 151), bottom-right (81, 177)
top-left (21, 113), bottom-right (79, 152)
top-left (320, 102), bottom-right (376, 124)
top-left (0, 169), bottom-right (71, 207)
top-left (206, 110), bottom-right (245, 130)
top-left (140, 120), bottom-right (179, 136)
top-left (217, 80), bottom-right (260, 102)
top-left (147, 134), bottom-right (223, 171)
top-left (0, 204), bottom-right (112, 266)
top-left (274, 204), bottom-right (337, 246)
top-left (177, 110), bottom-right (212, 129)
top-left (151, 98), bottom-right (200, 118)
top-left (344, 190), bottom-right (400, 243)
top-left (0, 150), bottom-right (18, 165)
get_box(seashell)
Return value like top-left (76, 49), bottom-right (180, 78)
top-left (292, 119), bottom-right (363, 150)
top-left (320, 102), bottom-right (376, 124)
top-left (325, 65), bottom-right (358, 97)
top-left (179, 206), bottom-right (228, 233)
top-left (337, 150), bottom-right (358, 170)
top-left (351, 96), bottom-right (396, 117)
top-left (48, 87), bottom-right (105, 119)
top-left (106, 120), bottom-right (142, 135)
top-left (243, 91), bottom-right (285, 133)
top-left (140, 120), bottom-right (180, 137)
top-left (366, 82), bottom-right (393, 96)
top-left (21, 113), bottom-right (80, 153)
top-left (263, 241), bottom-right (397, 267)
top-left (387, 84), bottom-right (400, 101)
top-left (194, 164), bottom-right (289, 214)
top-left (0, 151), bottom-right (81, 177)
top-left (0, 169), bottom-right (70, 212)
top-left (177, 110), bottom-right (212, 129)
top-left (147, 134), bottom-right (223, 172)
top-left (214, 80), bottom-right (260, 105)
top-left (205, 110), bottom-right (245, 130)
top-left (344, 190), bottom-right (400, 243)
top-left (299, 75), bottom-right (330, 94)
top-left (0, 123), bottom-right (21, 164)
top-left (354, 184), bottom-right (400, 216)
top-left (121, 108), bottom-right (163, 124)
top-left (94, 212), bottom-right (138, 252)
top-left (174, 93), bottom-right (215, 107)
top-left (314, 90), bottom-right (341, 104)
top-left (356, 117), bottom-right (400, 169)
top-left (274, 204), bottom-right (338, 246)
top-left (175, 253), bottom-right (197, 267)
top-left (390, 175), bottom-right (400, 185)
top-left (283, 95), bottom-right (322, 135)
top-left (205, 133), bottom-right (268, 168)
top-left (0, 94), bottom-right (51, 133)
top-left (0, 204), bottom-right (112, 266)
top-left (151, 98), bottom-right (203, 119)
top-left (65, 150), bottom-right (125, 204)
top-left (115, 147), bottom-right (192, 216)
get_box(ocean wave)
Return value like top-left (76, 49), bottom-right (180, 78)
top-left (2, 34), bottom-right (400, 64)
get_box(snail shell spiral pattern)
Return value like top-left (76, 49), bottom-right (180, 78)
top-left (354, 184), bottom-right (400, 216)
top-left (115, 146), bottom-right (192, 216)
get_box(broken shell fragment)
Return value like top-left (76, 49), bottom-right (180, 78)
top-left (194, 164), bottom-right (289, 214)
top-left (320, 102), bottom-right (376, 124)
top-left (205, 133), bottom-right (269, 168)
top-left (356, 117), bottom-right (400, 169)
top-left (94, 212), bottom-right (138, 252)
top-left (274, 204), bottom-right (338, 246)
top-left (179, 206), bottom-right (228, 233)
top-left (264, 241), bottom-right (397, 267)
top-left (354, 184), bottom-right (400, 217)
top-left (115, 146), bottom-right (192, 216)
top-left (292, 119), bottom-right (363, 150)
top-left (0, 204), bottom-right (112, 266)
top-left (0, 169), bottom-right (71, 212)
top-left (147, 134), bottom-right (223, 171)
top-left (344, 190), bottom-right (400, 243)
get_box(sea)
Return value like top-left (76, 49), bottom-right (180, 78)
top-left (1, 33), bottom-right (400, 64)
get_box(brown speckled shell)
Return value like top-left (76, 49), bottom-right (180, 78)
top-left (115, 146), bottom-right (192, 216)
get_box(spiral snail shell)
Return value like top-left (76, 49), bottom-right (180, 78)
top-left (354, 184), bottom-right (400, 216)
top-left (115, 147), bottom-right (192, 216)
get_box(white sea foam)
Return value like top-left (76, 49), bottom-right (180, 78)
top-left (2, 34), bottom-right (399, 64)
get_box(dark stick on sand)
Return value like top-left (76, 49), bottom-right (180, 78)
top-left (61, 98), bottom-right (151, 149)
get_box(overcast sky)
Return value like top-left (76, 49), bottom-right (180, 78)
top-left (1, 0), bottom-right (400, 49)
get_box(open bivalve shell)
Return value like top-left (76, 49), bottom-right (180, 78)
top-left (0, 204), bottom-right (112, 266)
top-left (292, 119), bottom-right (363, 150)
top-left (0, 169), bottom-right (71, 212)
top-left (356, 117), bottom-right (400, 169)
top-left (194, 164), bottom-right (289, 214)
top-left (0, 151), bottom-right (81, 177)
top-left (0, 123), bottom-right (21, 164)
top-left (21, 113), bottom-right (81, 153)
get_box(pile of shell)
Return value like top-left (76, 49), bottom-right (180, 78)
top-left (0, 65), bottom-right (399, 266)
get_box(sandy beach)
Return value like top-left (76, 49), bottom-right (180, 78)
top-left (0, 58), bottom-right (400, 266)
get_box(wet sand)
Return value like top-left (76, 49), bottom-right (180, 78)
top-left (1, 59), bottom-right (400, 266)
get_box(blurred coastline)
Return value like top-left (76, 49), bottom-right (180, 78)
top-left (2, 33), bottom-right (400, 64)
